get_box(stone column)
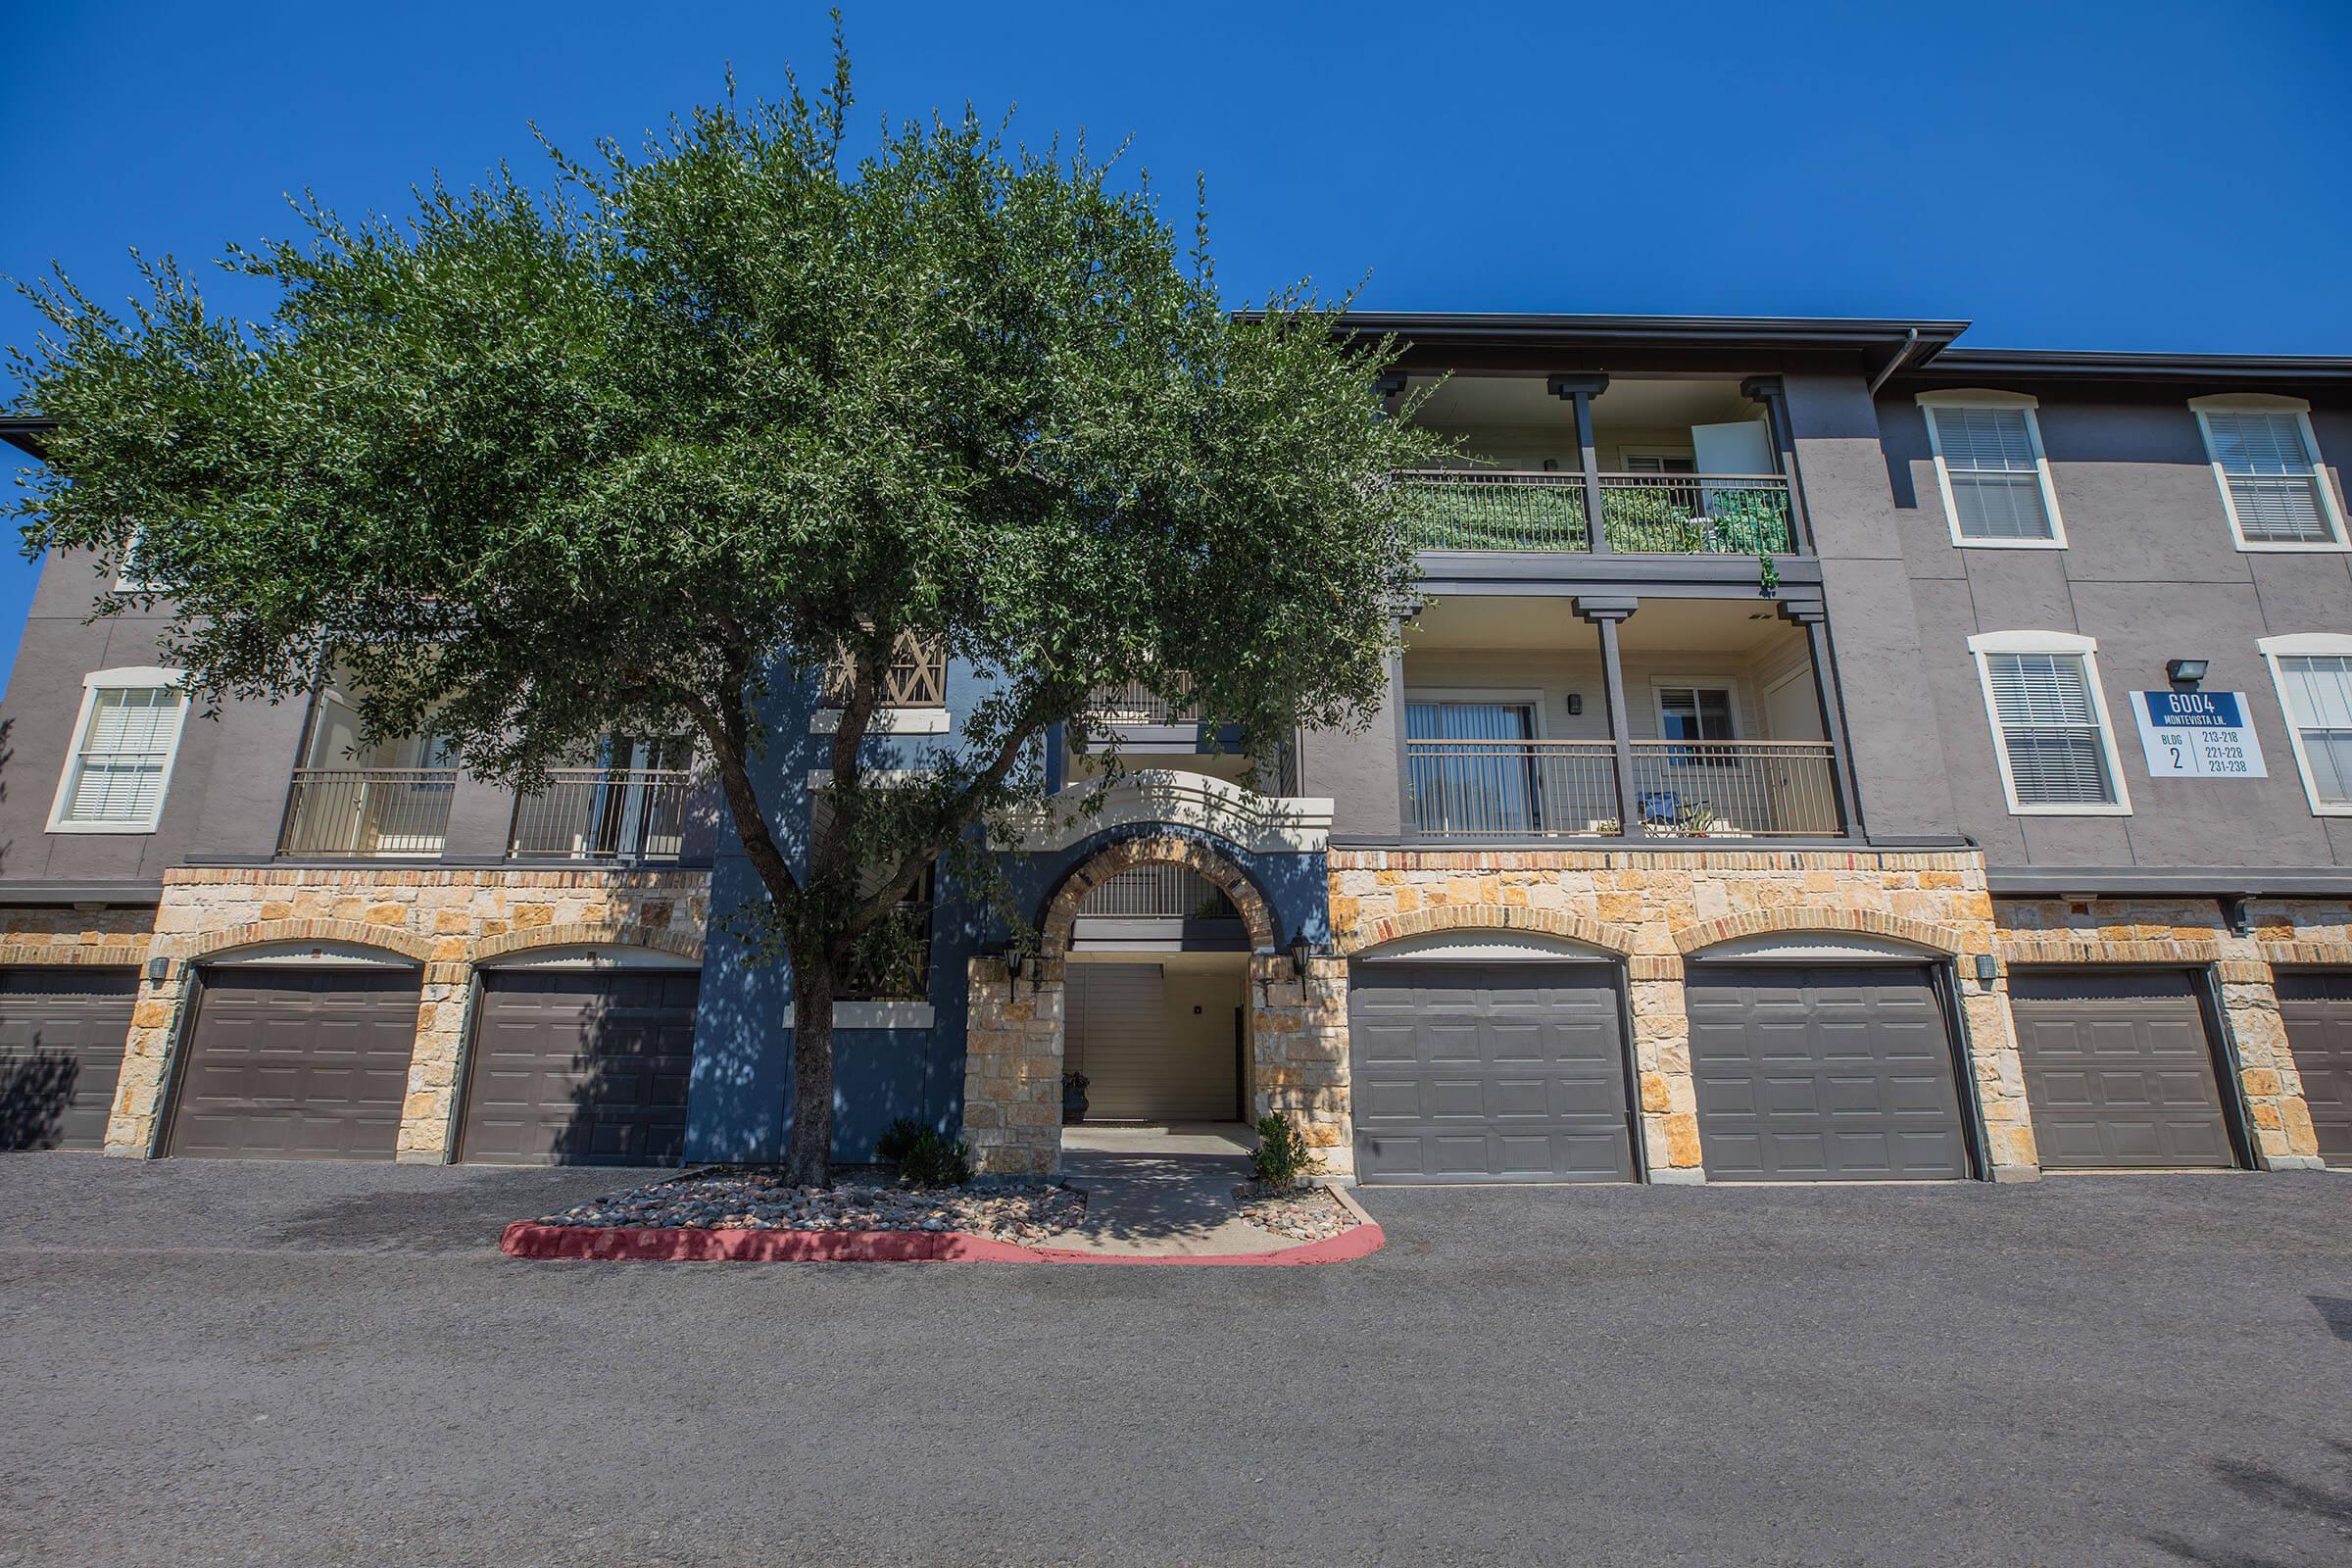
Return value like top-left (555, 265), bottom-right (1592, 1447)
top-left (1958, 959), bottom-right (2041, 1180)
top-left (960, 955), bottom-right (1065, 1177)
top-left (395, 959), bottom-right (475, 1162)
top-left (1250, 953), bottom-right (1354, 1180)
top-left (1628, 956), bottom-right (1703, 1182)
top-left (2217, 955), bottom-right (2326, 1170)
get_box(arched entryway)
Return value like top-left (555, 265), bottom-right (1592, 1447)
top-left (962, 832), bottom-right (1349, 1177)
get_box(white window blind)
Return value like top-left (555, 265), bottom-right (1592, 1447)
top-left (1984, 653), bottom-right (2115, 805)
top-left (60, 685), bottom-right (185, 826)
top-left (2205, 410), bottom-right (2336, 544)
top-left (2277, 655), bottom-right (2352, 805)
top-left (1932, 406), bottom-right (2054, 540)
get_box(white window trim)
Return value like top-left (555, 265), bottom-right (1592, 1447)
top-left (46, 666), bottom-right (192, 834)
top-left (1919, 390), bottom-right (2069, 550)
top-left (2257, 632), bottom-right (2352, 817)
top-left (2188, 394), bottom-right (2350, 554)
top-left (112, 525), bottom-right (164, 594)
top-left (808, 707), bottom-right (953, 736)
top-left (1965, 630), bottom-right (2132, 816)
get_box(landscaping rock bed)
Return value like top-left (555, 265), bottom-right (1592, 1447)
top-left (1234, 1181), bottom-right (1352, 1243)
top-left (535, 1167), bottom-right (1085, 1248)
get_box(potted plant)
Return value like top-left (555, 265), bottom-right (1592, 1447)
top-left (1061, 1070), bottom-right (1091, 1125)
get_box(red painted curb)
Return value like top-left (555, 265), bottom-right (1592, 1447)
top-left (498, 1218), bottom-right (1385, 1266)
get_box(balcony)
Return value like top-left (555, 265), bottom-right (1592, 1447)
top-left (278, 768), bottom-right (458, 858)
top-left (509, 768), bottom-right (691, 862)
top-left (1405, 737), bottom-right (1841, 839)
top-left (1398, 469), bottom-right (1794, 556)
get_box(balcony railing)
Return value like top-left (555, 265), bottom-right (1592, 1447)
top-left (1077, 863), bottom-right (1238, 919)
top-left (1397, 469), bottom-right (1794, 556)
top-left (1082, 678), bottom-right (1200, 726)
top-left (279, 768), bottom-right (457, 858)
top-left (1404, 738), bottom-right (1841, 839)
top-left (509, 768), bottom-right (691, 862)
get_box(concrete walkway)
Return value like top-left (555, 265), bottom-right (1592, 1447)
top-left (1055, 1122), bottom-right (1293, 1256)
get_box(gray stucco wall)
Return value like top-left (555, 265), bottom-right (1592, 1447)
top-left (1871, 385), bottom-right (2352, 870)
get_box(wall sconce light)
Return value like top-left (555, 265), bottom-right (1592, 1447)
top-left (1004, 949), bottom-right (1027, 981)
top-left (1289, 934), bottom-right (1315, 977)
top-left (1973, 954), bottom-right (1997, 986)
top-left (1566, 693), bottom-right (1584, 716)
top-left (2166, 658), bottom-right (2210, 686)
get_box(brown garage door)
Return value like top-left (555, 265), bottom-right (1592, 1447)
top-left (455, 969), bottom-right (698, 1165)
top-left (1684, 963), bottom-right (1970, 1181)
top-left (166, 966), bottom-right (419, 1160)
top-left (2007, 970), bottom-right (2234, 1169)
top-left (0, 968), bottom-right (139, 1152)
top-left (2278, 970), bottom-right (2352, 1167)
top-left (1348, 962), bottom-right (1635, 1183)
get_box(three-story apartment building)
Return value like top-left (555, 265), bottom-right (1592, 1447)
top-left (1, 313), bottom-right (2345, 1185)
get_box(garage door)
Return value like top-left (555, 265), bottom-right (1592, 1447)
top-left (455, 969), bottom-right (698, 1165)
top-left (1348, 962), bottom-right (1633, 1183)
top-left (2007, 970), bottom-right (2233, 1169)
top-left (0, 968), bottom-right (138, 1152)
top-left (1685, 964), bottom-right (1969, 1181)
top-left (166, 966), bottom-right (419, 1160)
top-left (2277, 971), bottom-right (2352, 1167)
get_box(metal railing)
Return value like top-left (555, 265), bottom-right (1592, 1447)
top-left (509, 768), bottom-right (691, 861)
top-left (1395, 470), bottom-right (1589, 552)
top-left (1596, 474), bottom-right (1794, 554)
top-left (1082, 678), bottom-right (1200, 726)
top-left (1405, 739), bottom-right (1618, 838)
top-left (822, 630), bottom-right (948, 709)
top-left (1627, 740), bottom-right (1840, 837)
top-left (279, 768), bottom-right (458, 858)
top-left (1404, 738), bottom-right (1841, 839)
top-left (1077, 863), bottom-right (1238, 919)
top-left (1396, 469), bottom-right (1794, 555)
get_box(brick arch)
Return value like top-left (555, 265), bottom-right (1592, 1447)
top-left (185, 918), bottom-right (435, 965)
top-left (1672, 906), bottom-right (1970, 957)
top-left (1037, 832), bottom-right (1277, 957)
top-left (473, 921), bottom-right (704, 966)
top-left (1336, 904), bottom-right (1638, 958)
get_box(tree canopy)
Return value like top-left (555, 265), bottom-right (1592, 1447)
top-left (7, 38), bottom-right (1443, 1182)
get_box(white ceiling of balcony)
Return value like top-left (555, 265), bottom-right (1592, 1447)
top-left (1404, 374), bottom-right (1758, 431)
top-left (1408, 595), bottom-right (1796, 655)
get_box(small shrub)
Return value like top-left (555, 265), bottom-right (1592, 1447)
top-left (876, 1117), bottom-right (974, 1187)
top-left (1250, 1112), bottom-right (1317, 1188)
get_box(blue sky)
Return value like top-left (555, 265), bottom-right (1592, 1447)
top-left (4, 0), bottom-right (2349, 692)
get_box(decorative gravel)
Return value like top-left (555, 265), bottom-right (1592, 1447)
top-left (535, 1168), bottom-right (1086, 1247)
top-left (1233, 1181), bottom-right (1353, 1243)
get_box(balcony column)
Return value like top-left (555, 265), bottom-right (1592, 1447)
top-left (1547, 374), bottom-right (1611, 554)
top-left (1780, 602), bottom-right (1864, 840)
top-left (1576, 595), bottom-right (1641, 838)
top-left (1741, 375), bottom-right (1813, 554)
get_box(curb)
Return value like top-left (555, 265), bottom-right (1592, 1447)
top-left (498, 1216), bottom-right (1385, 1266)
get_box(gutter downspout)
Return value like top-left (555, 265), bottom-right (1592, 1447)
top-left (1866, 328), bottom-right (1922, 398)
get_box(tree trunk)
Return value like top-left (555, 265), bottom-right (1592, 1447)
top-left (785, 944), bottom-right (837, 1188)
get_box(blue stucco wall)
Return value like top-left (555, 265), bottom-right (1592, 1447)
top-left (682, 659), bottom-right (1331, 1164)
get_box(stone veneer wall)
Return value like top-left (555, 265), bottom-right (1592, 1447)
top-left (1994, 896), bottom-right (2338, 1170)
top-left (1330, 848), bottom-right (2040, 1182)
top-left (108, 866), bottom-right (710, 1158)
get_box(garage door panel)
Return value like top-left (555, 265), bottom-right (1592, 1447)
top-left (1686, 964), bottom-right (1969, 1181)
top-left (456, 970), bottom-right (697, 1165)
top-left (2278, 971), bottom-right (2352, 1165)
top-left (1349, 962), bottom-right (1633, 1183)
top-left (2008, 971), bottom-right (2232, 1170)
top-left (166, 968), bottom-right (418, 1161)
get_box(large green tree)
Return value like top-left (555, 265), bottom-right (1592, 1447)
top-left (7, 43), bottom-right (1440, 1184)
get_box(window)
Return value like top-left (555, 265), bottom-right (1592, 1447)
top-left (2191, 396), bottom-right (2347, 550)
top-left (1404, 698), bottom-right (1542, 835)
top-left (114, 526), bottom-right (164, 594)
top-left (2260, 634), bottom-right (2352, 814)
top-left (1967, 631), bottom-right (2130, 814)
top-left (47, 668), bottom-right (190, 833)
top-left (1656, 685), bottom-right (1737, 765)
top-left (1920, 392), bottom-right (2065, 546)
